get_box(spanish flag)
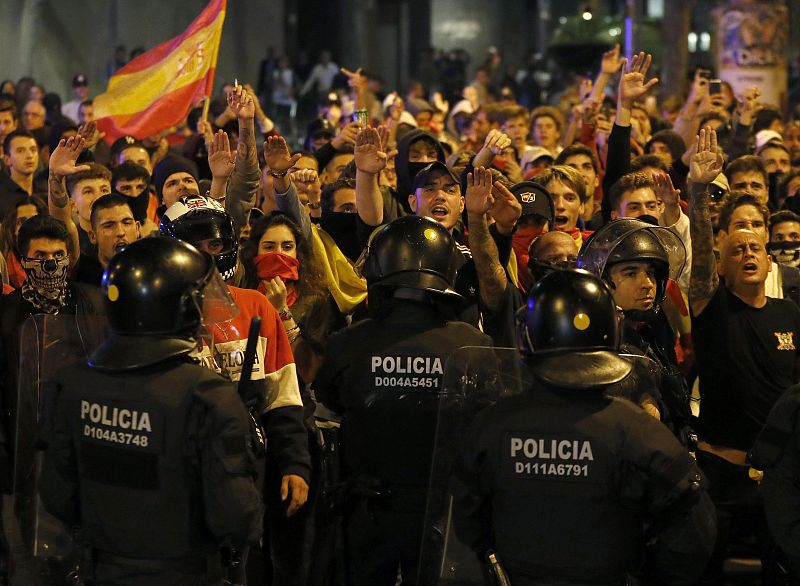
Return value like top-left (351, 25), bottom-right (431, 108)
top-left (94, 0), bottom-right (226, 143)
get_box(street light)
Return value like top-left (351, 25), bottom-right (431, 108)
top-left (582, 5), bottom-right (593, 20)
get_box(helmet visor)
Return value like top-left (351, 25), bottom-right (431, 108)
top-left (193, 264), bottom-right (239, 325)
top-left (579, 221), bottom-right (687, 282)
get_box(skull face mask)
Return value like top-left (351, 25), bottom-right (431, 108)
top-left (768, 241), bottom-right (800, 268)
top-left (20, 256), bottom-right (70, 313)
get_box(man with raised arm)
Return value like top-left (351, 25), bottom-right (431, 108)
top-left (688, 128), bottom-right (800, 583)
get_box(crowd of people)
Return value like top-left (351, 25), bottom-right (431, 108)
top-left (0, 38), bottom-right (799, 585)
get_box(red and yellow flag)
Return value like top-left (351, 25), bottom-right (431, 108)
top-left (95, 0), bottom-right (226, 143)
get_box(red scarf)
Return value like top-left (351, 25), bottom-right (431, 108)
top-left (512, 225), bottom-right (547, 293)
top-left (6, 251), bottom-right (26, 289)
top-left (254, 253), bottom-right (300, 307)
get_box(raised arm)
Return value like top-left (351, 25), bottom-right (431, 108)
top-left (354, 126), bottom-right (391, 227)
top-left (48, 133), bottom-right (91, 270)
top-left (472, 129), bottom-right (511, 169)
top-left (590, 43), bottom-right (622, 104)
top-left (688, 128), bottom-right (724, 316)
top-left (207, 130), bottom-right (237, 200)
top-left (263, 136), bottom-right (310, 236)
top-left (602, 52), bottom-right (658, 221)
top-left (243, 83), bottom-right (275, 135)
top-left (225, 85), bottom-right (261, 233)
top-left (465, 167), bottom-right (507, 312)
top-left (341, 67), bottom-right (368, 113)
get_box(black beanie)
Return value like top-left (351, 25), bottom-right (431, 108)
top-left (152, 156), bottom-right (199, 200)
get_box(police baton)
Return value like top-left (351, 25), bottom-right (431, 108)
top-left (486, 550), bottom-right (512, 586)
top-left (239, 316), bottom-right (261, 394)
top-left (238, 317), bottom-right (266, 457)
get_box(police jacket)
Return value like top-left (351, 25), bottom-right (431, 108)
top-left (0, 282), bottom-right (103, 492)
top-left (39, 355), bottom-right (263, 558)
top-left (450, 382), bottom-right (716, 586)
top-left (620, 315), bottom-right (694, 443)
top-left (314, 300), bottom-right (492, 494)
top-left (751, 385), bottom-right (800, 567)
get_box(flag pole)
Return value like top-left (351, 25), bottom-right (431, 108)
top-left (201, 96), bottom-right (211, 124)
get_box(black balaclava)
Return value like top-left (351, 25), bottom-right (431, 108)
top-left (320, 211), bottom-right (361, 261)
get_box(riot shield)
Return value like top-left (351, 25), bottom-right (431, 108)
top-left (417, 347), bottom-right (528, 586)
top-left (14, 313), bottom-right (107, 581)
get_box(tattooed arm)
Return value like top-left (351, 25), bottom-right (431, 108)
top-left (688, 128), bottom-right (724, 316)
top-left (224, 86), bottom-right (261, 234)
top-left (48, 135), bottom-right (90, 269)
top-left (465, 168), bottom-right (516, 312)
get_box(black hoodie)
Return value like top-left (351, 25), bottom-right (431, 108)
top-left (395, 129), bottom-right (447, 213)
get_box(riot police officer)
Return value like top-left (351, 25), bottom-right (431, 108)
top-left (449, 270), bottom-right (716, 585)
top-left (314, 215), bottom-right (492, 585)
top-left (39, 237), bottom-right (263, 585)
top-left (750, 385), bottom-right (800, 580)
top-left (578, 218), bottom-right (695, 443)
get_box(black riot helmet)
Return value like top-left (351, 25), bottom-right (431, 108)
top-left (517, 269), bottom-right (632, 389)
top-left (159, 194), bottom-right (238, 281)
top-left (578, 218), bottom-right (686, 313)
top-left (89, 237), bottom-right (237, 371)
top-left (363, 215), bottom-right (461, 298)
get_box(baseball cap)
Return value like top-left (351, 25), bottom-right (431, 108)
top-left (509, 181), bottom-right (553, 221)
top-left (306, 118), bottom-right (336, 139)
top-left (755, 129), bottom-right (783, 152)
top-left (110, 135), bottom-right (147, 161)
top-left (412, 161), bottom-right (460, 191)
top-left (72, 74), bottom-right (89, 87)
top-left (520, 146), bottom-right (555, 169)
top-left (708, 173), bottom-right (730, 201)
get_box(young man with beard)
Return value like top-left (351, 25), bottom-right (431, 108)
top-left (689, 128), bottom-right (800, 583)
top-left (74, 193), bottom-right (141, 286)
top-left (726, 155), bottom-right (769, 205)
top-left (578, 218), bottom-right (694, 444)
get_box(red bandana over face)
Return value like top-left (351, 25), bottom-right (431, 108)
top-left (254, 252), bottom-right (300, 307)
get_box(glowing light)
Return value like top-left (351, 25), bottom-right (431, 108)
top-left (700, 32), bottom-right (710, 52)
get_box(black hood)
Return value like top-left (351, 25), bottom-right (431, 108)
top-left (396, 129), bottom-right (447, 201)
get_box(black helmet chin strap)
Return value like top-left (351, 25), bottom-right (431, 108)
top-left (621, 304), bottom-right (661, 324)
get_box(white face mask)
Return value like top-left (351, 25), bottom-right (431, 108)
top-left (768, 241), bottom-right (800, 268)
